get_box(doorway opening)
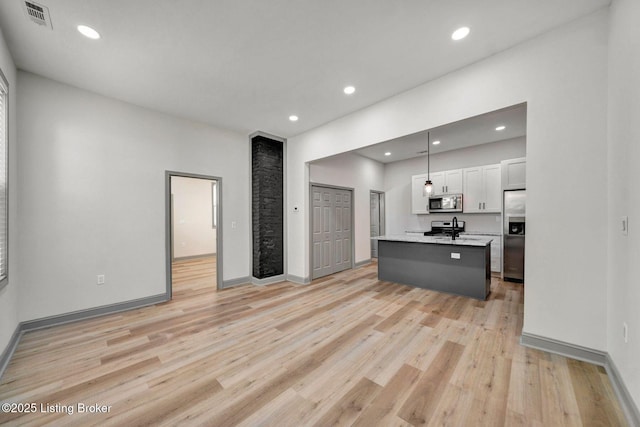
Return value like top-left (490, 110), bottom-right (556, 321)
top-left (370, 191), bottom-right (385, 259)
top-left (166, 172), bottom-right (222, 299)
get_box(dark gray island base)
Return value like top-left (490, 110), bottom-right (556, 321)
top-left (377, 238), bottom-right (491, 300)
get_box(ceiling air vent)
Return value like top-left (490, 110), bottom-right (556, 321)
top-left (23, 1), bottom-right (53, 29)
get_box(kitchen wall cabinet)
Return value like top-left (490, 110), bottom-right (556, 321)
top-left (463, 164), bottom-right (501, 213)
top-left (501, 157), bottom-right (526, 190)
top-left (411, 173), bottom-right (429, 214)
top-left (430, 169), bottom-right (463, 195)
top-left (411, 169), bottom-right (463, 214)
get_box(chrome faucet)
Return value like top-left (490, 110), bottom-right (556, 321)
top-left (451, 216), bottom-right (459, 240)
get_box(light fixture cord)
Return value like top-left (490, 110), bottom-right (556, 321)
top-left (427, 131), bottom-right (430, 179)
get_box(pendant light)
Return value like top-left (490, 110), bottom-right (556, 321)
top-left (424, 131), bottom-right (433, 195)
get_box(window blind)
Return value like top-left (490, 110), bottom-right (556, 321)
top-left (0, 72), bottom-right (8, 287)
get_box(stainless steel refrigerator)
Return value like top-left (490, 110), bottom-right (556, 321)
top-left (503, 189), bottom-right (525, 282)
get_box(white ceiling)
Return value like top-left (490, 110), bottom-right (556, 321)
top-left (355, 103), bottom-right (526, 163)
top-left (0, 0), bottom-right (609, 138)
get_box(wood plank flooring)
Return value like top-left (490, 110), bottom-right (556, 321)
top-left (0, 260), bottom-right (627, 426)
top-left (172, 255), bottom-right (217, 291)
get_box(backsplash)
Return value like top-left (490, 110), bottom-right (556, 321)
top-left (408, 213), bottom-right (502, 233)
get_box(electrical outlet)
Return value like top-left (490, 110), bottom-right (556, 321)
top-left (97, 275), bottom-right (105, 285)
top-left (451, 253), bottom-right (461, 259)
top-left (623, 322), bottom-right (628, 343)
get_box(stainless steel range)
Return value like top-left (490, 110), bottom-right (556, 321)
top-left (423, 220), bottom-right (465, 237)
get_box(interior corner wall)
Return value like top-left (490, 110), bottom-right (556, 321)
top-left (309, 152), bottom-right (384, 264)
top-left (0, 27), bottom-right (19, 353)
top-left (16, 71), bottom-right (250, 322)
top-left (607, 0), bottom-right (640, 410)
top-left (288, 9), bottom-right (609, 350)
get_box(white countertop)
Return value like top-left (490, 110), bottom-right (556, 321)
top-left (461, 231), bottom-right (502, 237)
top-left (374, 234), bottom-right (492, 247)
top-left (405, 230), bottom-right (501, 237)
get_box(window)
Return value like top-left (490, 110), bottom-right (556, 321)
top-left (0, 70), bottom-right (8, 289)
top-left (211, 181), bottom-right (218, 229)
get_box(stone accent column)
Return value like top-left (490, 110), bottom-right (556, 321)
top-left (251, 135), bottom-right (284, 279)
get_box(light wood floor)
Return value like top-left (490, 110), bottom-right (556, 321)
top-left (172, 255), bottom-right (217, 292)
top-left (0, 260), bottom-right (627, 426)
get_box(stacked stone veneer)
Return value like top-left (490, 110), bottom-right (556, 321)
top-left (251, 135), bottom-right (284, 279)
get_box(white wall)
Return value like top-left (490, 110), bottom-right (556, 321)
top-left (17, 72), bottom-right (250, 321)
top-left (309, 152), bottom-right (384, 264)
top-left (0, 28), bottom-right (19, 353)
top-left (171, 176), bottom-right (217, 258)
top-left (288, 10), bottom-right (609, 351)
top-left (384, 137), bottom-right (526, 235)
top-left (607, 0), bottom-right (640, 410)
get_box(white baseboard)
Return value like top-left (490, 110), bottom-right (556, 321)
top-left (605, 353), bottom-right (640, 427)
top-left (354, 259), bottom-right (372, 268)
top-left (286, 274), bottom-right (310, 285)
top-left (0, 324), bottom-right (22, 380)
top-left (251, 274), bottom-right (286, 286)
top-left (0, 293), bottom-right (168, 380)
top-left (520, 332), bottom-right (607, 365)
top-left (521, 332), bottom-right (639, 427)
top-left (221, 276), bottom-right (251, 288)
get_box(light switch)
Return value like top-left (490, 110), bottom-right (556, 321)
top-left (622, 216), bottom-right (628, 236)
top-left (451, 253), bottom-right (461, 259)
top-left (231, 221), bottom-right (237, 229)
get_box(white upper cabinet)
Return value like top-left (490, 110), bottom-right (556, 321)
top-left (430, 169), bottom-right (463, 195)
top-left (411, 173), bottom-right (429, 214)
top-left (483, 164), bottom-right (502, 212)
top-left (430, 172), bottom-right (445, 196)
top-left (463, 164), bottom-right (502, 213)
top-left (463, 167), bottom-right (482, 212)
top-left (501, 157), bottom-right (526, 190)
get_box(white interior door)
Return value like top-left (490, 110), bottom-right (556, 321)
top-left (312, 185), bottom-right (353, 279)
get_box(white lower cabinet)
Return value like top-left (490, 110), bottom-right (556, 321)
top-left (468, 234), bottom-right (502, 273)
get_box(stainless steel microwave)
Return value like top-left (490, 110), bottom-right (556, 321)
top-left (428, 194), bottom-right (463, 213)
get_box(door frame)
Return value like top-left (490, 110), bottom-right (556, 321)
top-left (370, 190), bottom-right (385, 258)
top-left (165, 171), bottom-right (223, 298)
top-left (309, 183), bottom-right (355, 280)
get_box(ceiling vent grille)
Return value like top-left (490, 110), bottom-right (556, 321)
top-left (23, 1), bottom-right (52, 29)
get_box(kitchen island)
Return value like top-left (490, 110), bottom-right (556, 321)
top-left (373, 234), bottom-right (492, 300)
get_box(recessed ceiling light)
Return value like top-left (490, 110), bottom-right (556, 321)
top-left (495, 125), bottom-right (506, 131)
top-left (451, 27), bottom-right (470, 41)
top-left (384, 152), bottom-right (391, 156)
top-left (344, 86), bottom-right (356, 95)
top-left (289, 115), bottom-right (299, 122)
top-left (432, 140), bottom-right (441, 145)
top-left (77, 25), bottom-right (101, 40)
